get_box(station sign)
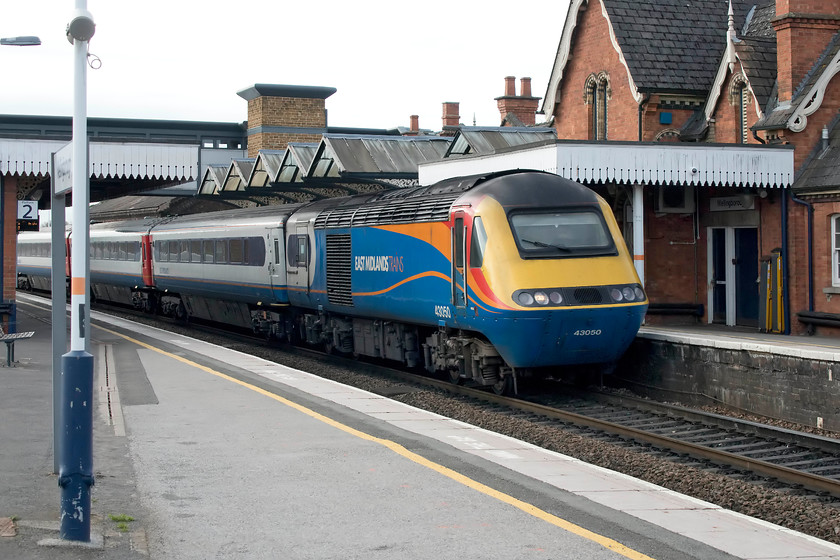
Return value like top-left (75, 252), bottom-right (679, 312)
top-left (53, 142), bottom-right (72, 196)
top-left (17, 200), bottom-right (38, 232)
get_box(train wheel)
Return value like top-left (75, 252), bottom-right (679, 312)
top-left (491, 375), bottom-right (513, 396)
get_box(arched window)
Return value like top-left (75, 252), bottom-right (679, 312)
top-left (584, 72), bottom-right (610, 140)
top-left (730, 75), bottom-right (751, 144)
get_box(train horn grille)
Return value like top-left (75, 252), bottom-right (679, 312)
top-left (570, 287), bottom-right (604, 305)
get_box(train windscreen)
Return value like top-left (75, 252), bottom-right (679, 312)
top-left (510, 210), bottom-right (616, 257)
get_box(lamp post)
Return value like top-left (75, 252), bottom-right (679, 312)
top-left (0, 36), bottom-right (41, 46)
top-left (59, 1), bottom-right (95, 543)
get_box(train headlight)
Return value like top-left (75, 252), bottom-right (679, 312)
top-left (533, 291), bottom-right (549, 305)
top-left (518, 292), bottom-right (535, 305)
top-left (549, 291), bottom-right (563, 304)
top-left (622, 287), bottom-right (635, 301)
top-left (610, 288), bottom-right (623, 302)
top-left (634, 286), bottom-right (645, 301)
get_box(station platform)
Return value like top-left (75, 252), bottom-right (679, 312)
top-left (3, 294), bottom-right (840, 559)
top-left (638, 323), bottom-right (840, 362)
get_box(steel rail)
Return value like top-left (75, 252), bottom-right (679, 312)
top-left (435, 381), bottom-right (840, 498)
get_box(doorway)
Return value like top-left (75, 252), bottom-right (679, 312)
top-left (708, 227), bottom-right (759, 327)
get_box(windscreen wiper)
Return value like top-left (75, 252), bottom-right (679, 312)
top-left (521, 238), bottom-right (571, 252)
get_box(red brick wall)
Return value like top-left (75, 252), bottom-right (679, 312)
top-left (3, 175), bottom-right (17, 304)
top-left (708, 74), bottom-right (765, 145)
top-left (773, 0), bottom-right (840, 103)
top-left (551, 3), bottom-right (641, 140)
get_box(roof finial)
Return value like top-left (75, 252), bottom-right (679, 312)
top-left (726, 0), bottom-right (737, 70)
top-left (727, 0), bottom-right (736, 42)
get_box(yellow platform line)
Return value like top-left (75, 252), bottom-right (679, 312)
top-left (97, 324), bottom-right (656, 560)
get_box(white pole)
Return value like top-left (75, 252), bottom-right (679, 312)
top-left (633, 183), bottom-right (645, 286)
top-left (69, 7), bottom-right (88, 350)
top-left (60, 0), bottom-right (95, 542)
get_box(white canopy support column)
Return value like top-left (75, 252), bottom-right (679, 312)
top-left (633, 182), bottom-right (645, 286)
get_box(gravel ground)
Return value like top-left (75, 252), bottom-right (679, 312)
top-left (115, 313), bottom-right (840, 546)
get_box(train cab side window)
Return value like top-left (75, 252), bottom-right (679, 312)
top-left (470, 217), bottom-right (487, 268)
top-left (454, 217), bottom-right (464, 268)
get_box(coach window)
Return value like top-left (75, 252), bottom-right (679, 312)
top-left (229, 238), bottom-right (244, 264)
top-left (287, 235), bottom-right (308, 267)
top-left (127, 242), bottom-right (136, 261)
top-left (297, 235), bottom-right (308, 266)
top-left (118, 242), bottom-right (127, 261)
top-left (203, 240), bottom-right (214, 263)
top-left (470, 217), bottom-right (487, 268)
top-left (190, 240), bottom-right (202, 263)
top-left (179, 241), bottom-right (190, 263)
top-left (215, 240), bottom-right (228, 263)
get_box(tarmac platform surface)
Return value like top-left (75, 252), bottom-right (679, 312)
top-left (3, 294), bottom-right (840, 559)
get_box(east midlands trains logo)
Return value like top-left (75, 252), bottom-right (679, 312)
top-left (354, 255), bottom-right (404, 272)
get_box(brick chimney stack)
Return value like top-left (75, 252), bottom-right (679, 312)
top-left (410, 115), bottom-right (419, 132)
top-left (237, 83), bottom-right (336, 157)
top-left (495, 76), bottom-right (541, 126)
top-left (441, 102), bottom-right (460, 135)
top-left (773, 0), bottom-right (840, 103)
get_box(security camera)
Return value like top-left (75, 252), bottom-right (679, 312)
top-left (66, 9), bottom-right (95, 44)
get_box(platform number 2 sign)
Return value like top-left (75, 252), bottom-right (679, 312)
top-left (17, 201), bottom-right (39, 232)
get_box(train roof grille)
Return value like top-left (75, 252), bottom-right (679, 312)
top-left (315, 193), bottom-right (460, 229)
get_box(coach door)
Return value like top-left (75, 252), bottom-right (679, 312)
top-left (268, 228), bottom-right (286, 301)
top-left (285, 224), bottom-right (311, 297)
top-left (451, 211), bottom-right (468, 315)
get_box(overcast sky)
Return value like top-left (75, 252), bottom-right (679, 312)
top-left (1, 1), bottom-right (571, 132)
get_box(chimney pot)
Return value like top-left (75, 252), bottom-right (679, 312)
top-left (520, 77), bottom-right (532, 98)
top-left (504, 76), bottom-right (516, 96)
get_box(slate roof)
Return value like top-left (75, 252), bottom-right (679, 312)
top-left (735, 36), bottom-right (777, 110)
top-left (742, 1), bottom-right (775, 38)
top-left (602, 0), bottom-right (753, 94)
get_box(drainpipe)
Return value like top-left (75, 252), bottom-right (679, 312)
top-left (790, 191), bottom-right (814, 313)
top-left (638, 94), bottom-right (650, 141)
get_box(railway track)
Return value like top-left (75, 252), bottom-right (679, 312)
top-left (454, 383), bottom-right (840, 498)
top-left (87, 297), bottom-right (840, 501)
top-left (36, 291), bottom-right (840, 518)
top-left (149, 306), bottom-right (840, 501)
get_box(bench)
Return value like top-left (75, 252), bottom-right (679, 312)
top-left (0, 331), bottom-right (34, 366)
top-left (0, 302), bottom-right (34, 366)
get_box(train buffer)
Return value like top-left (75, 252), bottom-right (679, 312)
top-left (0, 329), bottom-right (34, 367)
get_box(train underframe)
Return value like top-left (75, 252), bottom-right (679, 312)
top-left (23, 277), bottom-right (522, 395)
top-left (253, 306), bottom-right (519, 395)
